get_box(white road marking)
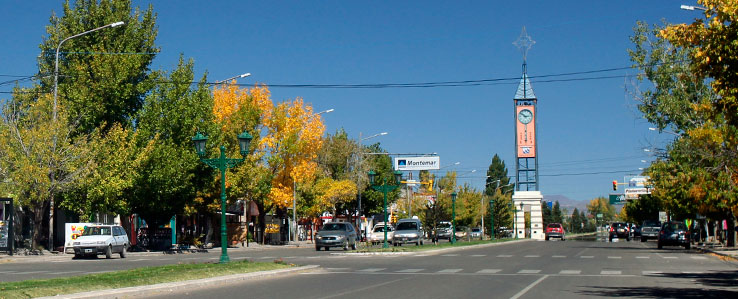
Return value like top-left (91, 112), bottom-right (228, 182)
top-left (325, 268), bottom-right (350, 271)
top-left (441, 254), bottom-right (459, 257)
top-left (470, 254), bottom-right (486, 257)
top-left (552, 255), bottom-right (566, 258)
top-left (306, 256), bottom-right (320, 259)
top-left (414, 254), bottom-right (430, 257)
top-left (682, 271), bottom-right (705, 274)
top-left (497, 254), bottom-right (513, 257)
top-left (662, 256), bottom-right (678, 259)
top-left (642, 271), bottom-right (662, 275)
top-left (690, 256), bottom-right (707, 260)
top-left (47, 271), bottom-right (84, 275)
top-left (132, 258), bottom-right (152, 261)
top-left (396, 269), bottom-right (424, 273)
top-left (524, 255), bottom-right (540, 258)
top-left (14, 271), bottom-right (49, 274)
top-left (559, 270), bottom-right (581, 275)
top-left (476, 269), bottom-right (502, 274)
top-left (510, 275), bottom-right (549, 299)
top-left (358, 268), bottom-right (385, 272)
top-left (0, 271), bottom-right (18, 274)
top-left (518, 269), bottom-right (541, 274)
top-left (601, 270), bottom-right (622, 275)
top-left (232, 256), bottom-right (250, 260)
top-left (328, 256), bottom-right (347, 259)
top-left (437, 269), bottom-right (463, 273)
top-left (636, 256), bottom-right (650, 259)
top-left (258, 256), bottom-right (275, 259)
top-left (607, 256), bottom-right (622, 259)
top-left (283, 256), bottom-right (297, 259)
top-left (580, 256), bottom-right (594, 259)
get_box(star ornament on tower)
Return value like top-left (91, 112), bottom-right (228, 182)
top-left (513, 26), bottom-right (536, 62)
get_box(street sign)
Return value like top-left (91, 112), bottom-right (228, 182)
top-left (624, 187), bottom-right (650, 195)
top-left (596, 213), bottom-right (603, 219)
top-left (609, 194), bottom-right (626, 205)
top-left (394, 156), bottom-right (440, 171)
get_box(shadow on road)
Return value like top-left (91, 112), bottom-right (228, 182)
top-left (578, 270), bottom-right (738, 298)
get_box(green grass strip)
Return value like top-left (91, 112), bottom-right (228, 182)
top-left (354, 238), bottom-right (517, 253)
top-left (0, 259), bottom-right (292, 299)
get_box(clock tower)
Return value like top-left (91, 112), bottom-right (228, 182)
top-left (512, 27), bottom-right (544, 240)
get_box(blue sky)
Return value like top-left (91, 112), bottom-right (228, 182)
top-left (0, 1), bottom-right (698, 203)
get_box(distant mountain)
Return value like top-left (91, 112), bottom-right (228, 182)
top-left (542, 194), bottom-right (588, 215)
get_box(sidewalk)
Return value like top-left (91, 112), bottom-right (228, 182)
top-left (697, 244), bottom-right (738, 262)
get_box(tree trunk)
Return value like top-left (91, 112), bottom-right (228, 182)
top-left (204, 215), bottom-right (213, 246)
top-left (727, 211), bottom-right (736, 247)
top-left (31, 200), bottom-right (49, 250)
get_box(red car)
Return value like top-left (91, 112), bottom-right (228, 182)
top-left (545, 223), bottom-right (566, 241)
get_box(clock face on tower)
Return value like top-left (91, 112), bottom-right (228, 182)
top-left (518, 109), bottom-right (533, 124)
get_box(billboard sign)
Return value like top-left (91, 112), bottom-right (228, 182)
top-left (609, 194), bottom-right (626, 205)
top-left (394, 156), bottom-right (440, 171)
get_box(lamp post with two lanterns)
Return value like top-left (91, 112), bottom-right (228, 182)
top-left (191, 131), bottom-right (253, 263)
top-left (368, 170), bottom-right (403, 248)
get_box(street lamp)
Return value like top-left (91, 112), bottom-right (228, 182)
top-left (54, 21), bottom-right (125, 122)
top-left (192, 130), bottom-right (253, 263)
top-left (368, 170), bottom-right (402, 248)
top-left (215, 73), bottom-right (251, 84)
top-left (356, 131), bottom-right (388, 240)
top-left (451, 192), bottom-right (458, 243)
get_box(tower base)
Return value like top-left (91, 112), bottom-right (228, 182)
top-left (512, 191), bottom-right (544, 240)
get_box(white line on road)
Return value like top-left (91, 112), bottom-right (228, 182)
top-left (441, 254), bottom-right (459, 257)
top-left (0, 271), bottom-right (18, 274)
top-left (510, 275), bottom-right (549, 299)
top-left (437, 269), bottom-right (463, 273)
top-left (642, 271), bottom-right (662, 275)
top-left (132, 258), bottom-right (152, 261)
top-left (552, 255), bottom-right (566, 258)
top-left (414, 254), bottom-right (430, 257)
top-left (47, 271), bottom-right (84, 275)
top-left (477, 269), bottom-right (502, 274)
top-left (518, 270), bottom-right (541, 274)
top-left (601, 270), bottom-right (622, 275)
top-left (358, 268), bottom-right (385, 272)
top-left (14, 271), bottom-right (49, 274)
top-left (662, 256), bottom-right (678, 259)
top-left (258, 256), bottom-right (275, 259)
top-left (636, 256), bottom-right (650, 259)
top-left (607, 256), bottom-right (622, 259)
top-left (470, 254), bottom-right (486, 257)
top-left (396, 269), bottom-right (424, 273)
top-left (497, 254), bottom-right (513, 257)
top-left (559, 270), bottom-right (581, 275)
top-left (580, 256), bottom-right (594, 259)
top-left (283, 256), bottom-right (297, 259)
top-left (524, 255), bottom-right (540, 258)
top-left (690, 256), bottom-right (707, 260)
top-left (325, 268), bottom-right (350, 271)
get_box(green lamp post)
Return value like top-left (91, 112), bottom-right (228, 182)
top-left (368, 170), bottom-right (403, 248)
top-left (451, 192), bottom-right (457, 244)
top-left (192, 130), bottom-right (253, 263)
top-left (489, 199), bottom-right (495, 241)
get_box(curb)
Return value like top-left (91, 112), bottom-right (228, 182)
top-left (36, 265), bottom-right (320, 299)
top-left (698, 247), bottom-right (738, 264)
top-left (332, 239), bottom-right (532, 256)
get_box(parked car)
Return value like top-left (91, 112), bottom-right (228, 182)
top-left (368, 223), bottom-right (394, 245)
top-left (469, 227), bottom-right (482, 239)
top-left (315, 222), bottom-right (358, 251)
top-left (631, 224), bottom-right (641, 238)
top-left (545, 223), bottom-right (565, 241)
top-left (496, 226), bottom-right (513, 238)
top-left (609, 222), bottom-right (630, 241)
top-left (658, 221), bottom-right (690, 249)
top-left (73, 225), bottom-right (129, 259)
top-left (455, 226), bottom-right (468, 239)
top-left (392, 218), bottom-right (424, 246)
top-left (436, 221), bottom-right (453, 241)
top-left (641, 220), bottom-right (661, 242)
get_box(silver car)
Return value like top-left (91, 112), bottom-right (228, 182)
top-left (392, 218), bottom-right (424, 246)
top-left (315, 222), bottom-right (358, 251)
top-left (369, 223), bottom-right (394, 245)
top-left (72, 225), bottom-right (129, 259)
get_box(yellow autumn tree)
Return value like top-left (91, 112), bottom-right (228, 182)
top-left (313, 178), bottom-right (358, 219)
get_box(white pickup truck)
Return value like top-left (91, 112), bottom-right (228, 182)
top-left (72, 225), bottom-right (129, 259)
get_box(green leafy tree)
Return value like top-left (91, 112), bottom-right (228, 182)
top-left (485, 189), bottom-right (512, 238)
top-left (552, 201), bottom-right (563, 224)
top-left (587, 197), bottom-right (615, 223)
top-left (360, 143), bottom-right (399, 216)
top-left (39, 0), bottom-right (158, 133)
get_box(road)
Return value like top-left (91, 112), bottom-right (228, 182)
top-left (142, 239), bottom-right (737, 299)
top-left (1, 239), bottom-right (736, 298)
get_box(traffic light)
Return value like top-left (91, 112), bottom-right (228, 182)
top-left (612, 180), bottom-right (617, 191)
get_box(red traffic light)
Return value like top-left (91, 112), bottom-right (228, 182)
top-left (612, 180), bottom-right (617, 191)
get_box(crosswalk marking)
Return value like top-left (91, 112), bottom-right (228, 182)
top-left (477, 269), bottom-right (502, 274)
top-left (559, 270), bottom-right (581, 275)
top-left (662, 256), bottom-right (678, 259)
top-left (601, 270), bottom-right (622, 275)
top-left (552, 255), bottom-right (566, 258)
top-left (524, 255), bottom-right (540, 258)
top-left (518, 270), bottom-right (541, 274)
top-left (497, 254), bottom-right (513, 257)
top-left (358, 268), bottom-right (385, 272)
top-left (636, 256), bottom-right (650, 259)
top-left (396, 269), bottom-right (424, 273)
top-left (437, 269), bottom-right (463, 273)
top-left (642, 271), bottom-right (662, 275)
top-left (580, 256), bottom-right (594, 259)
top-left (470, 254), bottom-right (486, 257)
top-left (441, 254), bottom-right (459, 257)
top-left (690, 256), bottom-right (707, 260)
top-left (607, 256), bottom-right (622, 259)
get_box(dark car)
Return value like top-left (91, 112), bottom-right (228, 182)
top-left (545, 223), bottom-right (565, 241)
top-left (609, 222), bottom-right (630, 241)
top-left (315, 222), bottom-right (358, 251)
top-left (658, 221), bottom-right (690, 249)
top-left (641, 220), bottom-right (661, 242)
top-left (631, 224), bottom-right (641, 238)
